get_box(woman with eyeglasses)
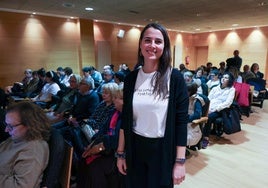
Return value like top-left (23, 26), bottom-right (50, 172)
top-left (0, 101), bottom-right (50, 187)
top-left (201, 72), bottom-right (235, 149)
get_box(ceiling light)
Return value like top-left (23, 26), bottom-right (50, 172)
top-left (258, 2), bottom-right (267, 6)
top-left (232, 24), bottom-right (239, 27)
top-left (85, 7), bottom-right (94, 11)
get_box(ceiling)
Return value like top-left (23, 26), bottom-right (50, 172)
top-left (0, 0), bottom-right (268, 33)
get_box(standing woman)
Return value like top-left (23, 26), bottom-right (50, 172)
top-left (116, 23), bottom-right (189, 188)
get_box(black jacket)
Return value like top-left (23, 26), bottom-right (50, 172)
top-left (121, 68), bottom-right (189, 185)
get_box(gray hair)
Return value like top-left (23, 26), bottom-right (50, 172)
top-left (83, 76), bottom-right (95, 89)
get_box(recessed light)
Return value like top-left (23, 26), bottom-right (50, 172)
top-left (85, 7), bottom-right (94, 11)
top-left (32, 12), bottom-right (36, 15)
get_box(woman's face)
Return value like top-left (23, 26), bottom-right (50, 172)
top-left (253, 64), bottom-right (259, 72)
top-left (210, 74), bottom-right (218, 81)
top-left (83, 71), bottom-right (90, 78)
top-left (140, 27), bottom-right (164, 63)
top-left (113, 94), bottom-right (123, 112)
top-left (221, 74), bottom-right (230, 87)
top-left (102, 89), bottom-right (113, 104)
top-left (69, 77), bottom-right (79, 89)
top-left (5, 111), bottom-right (28, 140)
top-left (196, 70), bottom-right (202, 77)
top-left (45, 76), bottom-right (52, 83)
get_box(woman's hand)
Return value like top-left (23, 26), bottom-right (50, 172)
top-left (117, 158), bottom-right (127, 175)
top-left (68, 116), bottom-right (79, 126)
top-left (173, 163), bottom-right (185, 185)
top-left (82, 143), bottom-right (103, 158)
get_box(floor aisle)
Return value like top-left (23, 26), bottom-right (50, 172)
top-left (178, 102), bottom-right (268, 188)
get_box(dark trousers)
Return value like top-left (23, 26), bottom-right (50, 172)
top-left (203, 111), bottom-right (221, 137)
top-left (76, 154), bottom-right (122, 188)
top-left (129, 133), bottom-right (173, 188)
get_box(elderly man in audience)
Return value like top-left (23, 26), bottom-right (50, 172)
top-left (46, 74), bottom-right (82, 124)
top-left (67, 76), bottom-right (100, 126)
top-left (0, 101), bottom-right (50, 187)
top-left (96, 69), bottom-right (115, 98)
top-left (5, 69), bottom-right (33, 95)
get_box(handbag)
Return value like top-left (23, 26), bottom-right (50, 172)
top-left (187, 123), bottom-right (202, 146)
top-left (80, 121), bottom-right (96, 143)
top-left (221, 104), bottom-right (241, 134)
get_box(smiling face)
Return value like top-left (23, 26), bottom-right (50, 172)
top-left (140, 27), bottom-right (164, 64)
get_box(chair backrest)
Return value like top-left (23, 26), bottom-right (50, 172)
top-left (59, 141), bottom-right (73, 188)
top-left (41, 128), bottom-right (65, 188)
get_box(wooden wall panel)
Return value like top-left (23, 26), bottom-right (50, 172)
top-left (0, 11), bottom-right (83, 87)
top-left (1, 10), bottom-right (267, 88)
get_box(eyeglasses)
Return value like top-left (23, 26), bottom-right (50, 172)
top-left (3, 122), bottom-right (23, 130)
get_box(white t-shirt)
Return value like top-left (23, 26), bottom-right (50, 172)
top-left (38, 83), bottom-right (60, 101)
top-left (133, 69), bottom-right (169, 138)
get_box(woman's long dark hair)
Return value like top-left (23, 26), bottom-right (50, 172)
top-left (136, 23), bottom-right (172, 99)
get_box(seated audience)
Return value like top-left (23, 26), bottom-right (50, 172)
top-left (206, 69), bottom-right (220, 91)
top-left (202, 72), bottom-right (235, 148)
top-left (5, 69), bottom-right (33, 95)
top-left (241, 64), bottom-right (255, 82)
top-left (218, 61), bottom-right (226, 78)
top-left (46, 74), bottom-right (82, 123)
top-left (56, 67), bottom-right (65, 81)
top-left (0, 101), bottom-right (50, 187)
top-left (76, 84), bottom-right (123, 188)
top-left (89, 66), bottom-right (103, 88)
top-left (59, 67), bottom-right (73, 90)
top-left (250, 63), bottom-right (264, 79)
top-left (194, 67), bottom-right (207, 84)
top-left (66, 76), bottom-right (99, 126)
top-left (228, 67), bottom-right (242, 83)
top-left (184, 71), bottom-right (203, 95)
top-left (186, 82), bottom-right (204, 150)
top-left (86, 83), bottom-right (117, 131)
top-left (179, 63), bottom-right (188, 74)
top-left (7, 70), bottom-right (39, 98)
top-left (114, 71), bottom-right (126, 87)
top-left (31, 71), bottom-right (61, 109)
top-left (96, 69), bottom-right (115, 96)
top-left (31, 68), bottom-right (47, 98)
top-left (119, 63), bottom-right (131, 75)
